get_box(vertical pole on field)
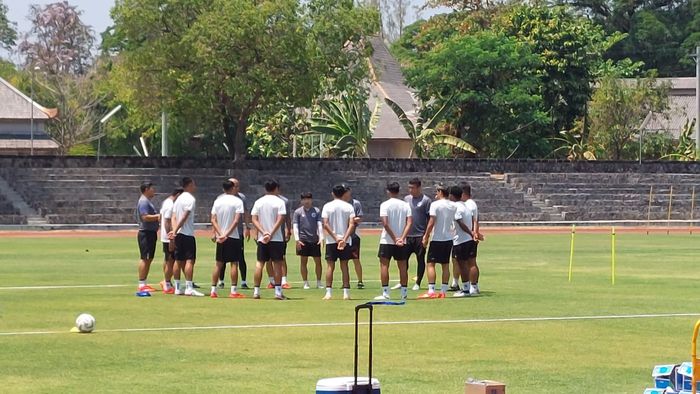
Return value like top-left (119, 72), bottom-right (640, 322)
top-left (611, 226), bottom-right (616, 286)
top-left (691, 186), bottom-right (696, 235)
top-left (568, 224), bottom-right (576, 282)
top-left (667, 185), bottom-right (674, 235)
top-left (646, 185), bottom-right (654, 235)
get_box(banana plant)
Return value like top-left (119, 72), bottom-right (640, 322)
top-left (662, 119), bottom-right (697, 161)
top-left (384, 97), bottom-right (476, 158)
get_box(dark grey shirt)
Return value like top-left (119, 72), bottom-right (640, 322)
top-left (236, 192), bottom-right (247, 235)
top-left (404, 194), bottom-right (431, 237)
top-left (279, 195), bottom-right (292, 236)
top-left (293, 206), bottom-right (321, 243)
top-left (351, 198), bottom-right (363, 236)
top-left (137, 195), bottom-right (158, 232)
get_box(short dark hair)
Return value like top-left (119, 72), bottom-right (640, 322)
top-left (386, 182), bottom-right (400, 194)
top-left (300, 192), bottom-right (313, 199)
top-left (332, 184), bottom-right (346, 198)
top-left (449, 186), bottom-right (462, 200)
top-left (181, 177), bottom-right (194, 188)
top-left (140, 182), bottom-right (154, 193)
top-left (436, 184), bottom-right (449, 197)
top-left (222, 180), bottom-right (235, 192)
top-left (461, 183), bottom-right (472, 197)
top-left (264, 179), bottom-right (279, 192)
top-left (408, 178), bottom-right (422, 187)
top-left (171, 187), bottom-right (184, 197)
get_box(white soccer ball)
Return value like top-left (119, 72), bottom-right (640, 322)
top-left (75, 313), bottom-right (96, 333)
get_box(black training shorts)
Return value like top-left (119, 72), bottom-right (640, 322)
top-left (377, 244), bottom-right (409, 261)
top-left (326, 243), bottom-right (352, 262)
top-left (297, 242), bottom-right (322, 257)
top-left (350, 234), bottom-right (361, 259)
top-left (427, 240), bottom-right (453, 264)
top-left (137, 230), bottom-right (157, 260)
top-left (257, 241), bottom-right (285, 262)
top-left (452, 240), bottom-right (476, 261)
top-left (162, 242), bottom-right (175, 261)
top-left (174, 233), bottom-right (197, 261)
top-left (216, 237), bottom-right (243, 263)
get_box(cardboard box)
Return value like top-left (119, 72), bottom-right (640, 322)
top-left (652, 364), bottom-right (677, 389)
top-left (465, 379), bottom-right (506, 394)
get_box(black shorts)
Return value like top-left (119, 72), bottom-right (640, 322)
top-left (257, 241), bottom-right (285, 262)
top-left (405, 237), bottom-right (426, 258)
top-left (162, 242), bottom-right (175, 261)
top-left (297, 242), bottom-right (322, 257)
top-left (216, 238), bottom-right (243, 263)
top-left (452, 241), bottom-right (476, 261)
top-left (350, 234), bottom-right (361, 259)
top-left (472, 242), bottom-right (479, 258)
top-left (377, 244), bottom-right (409, 261)
top-left (174, 233), bottom-right (197, 261)
top-left (137, 230), bottom-right (157, 260)
top-left (427, 240), bottom-right (453, 264)
top-left (326, 243), bottom-right (353, 262)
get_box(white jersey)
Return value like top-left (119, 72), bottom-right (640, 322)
top-left (321, 199), bottom-right (356, 245)
top-left (211, 194), bottom-right (245, 239)
top-left (172, 192), bottom-right (196, 236)
top-left (379, 198), bottom-right (412, 245)
top-left (159, 198), bottom-right (174, 242)
top-left (429, 198), bottom-right (456, 242)
top-left (465, 199), bottom-right (478, 221)
top-left (454, 202), bottom-right (473, 245)
top-left (251, 194), bottom-right (287, 242)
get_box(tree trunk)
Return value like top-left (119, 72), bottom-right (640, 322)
top-left (234, 117), bottom-right (247, 162)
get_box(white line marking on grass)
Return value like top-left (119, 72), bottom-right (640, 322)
top-left (0, 284), bottom-right (129, 290)
top-left (1, 312), bottom-right (699, 337)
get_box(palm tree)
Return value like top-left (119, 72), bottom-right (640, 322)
top-left (384, 98), bottom-right (476, 158)
top-left (309, 95), bottom-right (380, 158)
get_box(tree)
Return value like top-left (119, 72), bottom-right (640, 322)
top-left (384, 97), bottom-right (476, 158)
top-left (380, 0), bottom-right (410, 41)
top-left (0, 0), bottom-right (16, 51)
top-left (106, 0), bottom-right (379, 160)
top-left (310, 94), bottom-right (380, 158)
top-left (588, 76), bottom-right (671, 160)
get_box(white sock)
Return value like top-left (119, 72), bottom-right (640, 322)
top-left (303, 281), bottom-right (309, 287)
top-left (317, 280), bottom-right (323, 287)
top-left (275, 285), bottom-right (282, 297)
top-left (174, 280), bottom-right (181, 291)
top-left (382, 286), bottom-right (389, 296)
top-left (231, 285), bottom-right (237, 294)
top-left (186, 281), bottom-right (193, 291)
top-left (451, 278), bottom-right (458, 287)
top-left (254, 286), bottom-right (260, 296)
top-left (281, 276), bottom-right (288, 285)
top-left (441, 284), bottom-right (448, 294)
top-left (241, 280), bottom-right (248, 285)
top-left (471, 283), bottom-right (478, 293)
top-left (326, 287), bottom-right (332, 296)
top-left (343, 288), bottom-right (350, 298)
top-left (210, 286), bottom-right (217, 293)
top-left (463, 283), bottom-right (470, 292)
top-left (428, 284), bottom-right (435, 294)
top-left (163, 281), bottom-right (171, 290)
top-left (401, 287), bottom-right (408, 298)
top-left (268, 276), bottom-right (275, 285)
top-left (138, 280), bottom-right (146, 287)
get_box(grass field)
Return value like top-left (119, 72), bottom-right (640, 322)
top-left (1, 230), bottom-right (699, 393)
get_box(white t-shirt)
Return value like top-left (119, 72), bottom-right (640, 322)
top-left (321, 199), bottom-right (356, 245)
top-left (211, 194), bottom-right (245, 239)
top-left (251, 194), bottom-right (287, 242)
top-left (429, 198), bottom-right (456, 242)
top-left (379, 198), bottom-right (412, 245)
top-left (172, 192), bottom-right (196, 236)
top-left (465, 199), bottom-right (479, 221)
top-left (454, 202), bottom-right (473, 245)
top-left (160, 198), bottom-right (174, 242)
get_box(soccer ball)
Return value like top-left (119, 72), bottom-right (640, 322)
top-left (75, 313), bottom-right (95, 333)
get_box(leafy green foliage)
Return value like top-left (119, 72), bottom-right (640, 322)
top-left (663, 119), bottom-right (698, 161)
top-left (0, 0), bottom-right (16, 51)
top-left (310, 94), bottom-right (380, 158)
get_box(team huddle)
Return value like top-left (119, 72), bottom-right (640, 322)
top-left (134, 177), bottom-right (483, 300)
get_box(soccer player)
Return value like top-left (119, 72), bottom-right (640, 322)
top-left (464, 184), bottom-right (483, 295)
top-left (251, 180), bottom-right (288, 300)
top-left (169, 177), bottom-right (203, 296)
top-left (375, 182), bottom-right (412, 301)
top-left (451, 186), bottom-right (475, 298)
top-left (217, 178), bottom-right (251, 289)
top-left (160, 187), bottom-right (183, 294)
top-left (399, 178), bottom-right (431, 291)
top-left (210, 180), bottom-right (245, 299)
top-left (322, 184), bottom-right (356, 300)
top-left (136, 182), bottom-right (160, 293)
top-left (293, 192), bottom-right (324, 289)
top-left (342, 185), bottom-right (365, 289)
top-left (419, 184), bottom-right (456, 299)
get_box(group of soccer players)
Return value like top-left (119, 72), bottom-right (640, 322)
top-left (134, 177), bottom-right (482, 300)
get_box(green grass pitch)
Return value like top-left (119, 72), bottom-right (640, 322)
top-left (0, 231), bottom-right (698, 393)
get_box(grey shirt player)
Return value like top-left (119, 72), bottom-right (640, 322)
top-left (137, 195), bottom-right (158, 232)
top-left (237, 192), bottom-right (247, 236)
top-left (405, 194), bottom-right (431, 238)
top-left (293, 206), bottom-right (321, 244)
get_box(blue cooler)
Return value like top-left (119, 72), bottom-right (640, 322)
top-left (316, 377), bottom-right (380, 393)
